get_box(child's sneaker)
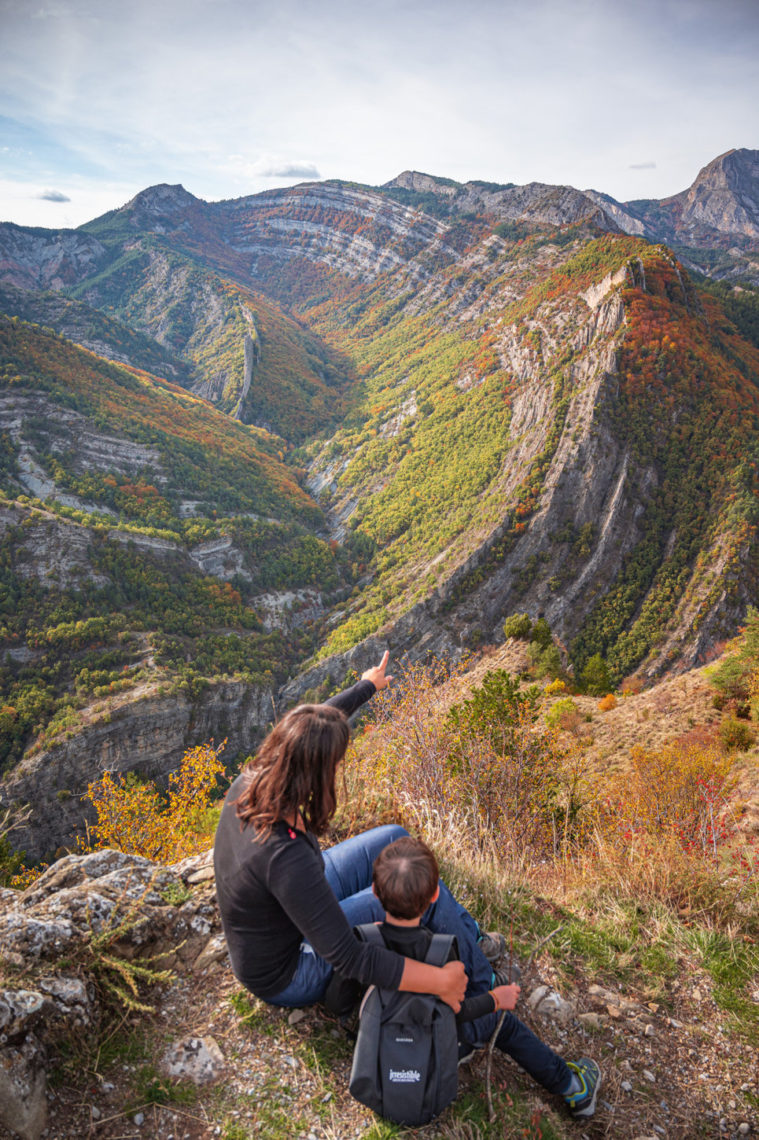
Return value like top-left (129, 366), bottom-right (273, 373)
top-left (563, 1058), bottom-right (601, 1117)
top-left (492, 954), bottom-right (522, 986)
top-left (478, 931), bottom-right (506, 964)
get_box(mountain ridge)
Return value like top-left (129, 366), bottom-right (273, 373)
top-left (1, 151), bottom-right (759, 858)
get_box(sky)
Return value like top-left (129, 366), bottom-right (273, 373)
top-left (1, 0), bottom-right (758, 229)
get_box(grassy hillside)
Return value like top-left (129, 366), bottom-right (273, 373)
top-left (0, 281), bottom-right (196, 385)
top-left (6, 630), bottom-right (757, 1139)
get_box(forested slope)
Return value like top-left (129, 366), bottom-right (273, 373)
top-left (0, 317), bottom-right (348, 777)
top-left (0, 164), bottom-right (758, 816)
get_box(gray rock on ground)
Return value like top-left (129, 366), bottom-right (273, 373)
top-left (160, 1035), bottom-right (226, 1085)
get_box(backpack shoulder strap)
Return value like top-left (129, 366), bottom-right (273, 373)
top-left (354, 922), bottom-right (386, 947)
top-left (424, 932), bottom-right (456, 968)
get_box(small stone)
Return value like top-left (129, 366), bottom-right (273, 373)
top-left (528, 986), bottom-right (575, 1024)
top-left (287, 1009), bottom-right (307, 1026)
top-left (737, 1126), bottom-right (750, 1136)
top-left (667, 1017), bottom-right (683, 1028)
top-left (134, 1112), bottom-right (145, 1125)
top-left (588, 984), bottom-right (617, 1002)
top-left (644, 1024), bottom-right (656, 1037)
top-left (607, 1003), bottom-right (622, 1019)
top-left (692, 988), bottom-right (703, 1002)
top-left (577, 1012), bottom-right (603, 1031)
top-left (91, 1106), bottom-right (101, 1120)
top-left (643, 1069), bottom-right (656, 1082)
top-left (653, 1128), bottom-right (666, 1137)
top-left (621, 1080), bottom-right (633, 1092)
top-left (187, 866), bottom-right (215, 884)
top-left (321, 1092), bottom-right (333, 1103)
top-left (193, 935), bottom-right (228, 973)
top-left (528, 984), bottom-right (550, 1009)
top-left (0, 1035), bottom-right (48, 1140)
top-left (161, 1036), bottom-right (225, 1085)
top-left (283, 1055), bottom-right (297, 1069)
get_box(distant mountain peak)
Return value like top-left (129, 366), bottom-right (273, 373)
top-left (383, 171), bottom-right (461, 195)
top-left (124, 183), bottom-right (198, 214)
top-left (663, 146), bottom-right (759, 239)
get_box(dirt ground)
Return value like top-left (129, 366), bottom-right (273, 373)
top-left (18, 928), bottom-right (757, 1140)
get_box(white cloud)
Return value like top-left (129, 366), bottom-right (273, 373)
top-left (257, 162), bottom-right (321, 180)
top-left (0, 177), bottom-right (140, 228)
top-left (37, 188), bottom-right (71, 201)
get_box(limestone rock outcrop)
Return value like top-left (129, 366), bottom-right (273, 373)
top-left (0, 847), bottom-right (225, 1140)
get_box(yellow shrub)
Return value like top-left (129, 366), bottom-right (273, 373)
top-left (598, 693), bottom-right (617, 712)
top-left (544, 678), bottom-right (566, 696)
top-left (85, 741), bottom-right (226, 862)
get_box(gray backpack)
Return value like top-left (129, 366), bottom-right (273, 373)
top-left (348, 923), bottom-right (459, 1126)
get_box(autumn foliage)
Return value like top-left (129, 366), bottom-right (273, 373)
top-left (84, 742), bottom-right (226, 861)
top-left (340, 661), bottom-right (758, 922)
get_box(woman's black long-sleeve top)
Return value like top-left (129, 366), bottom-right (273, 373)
top-left (213, 680), bottom-right (404, 1000)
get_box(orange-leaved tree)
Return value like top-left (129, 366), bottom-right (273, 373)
top-left (85, 742), bottom-right (226, 862)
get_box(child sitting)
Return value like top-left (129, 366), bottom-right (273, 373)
top-left (338, 836), bottom-right (601, 1119)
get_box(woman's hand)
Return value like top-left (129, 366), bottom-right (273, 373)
top-left (438, 960), bottom-right (467, 1012)
top-left (397, 957), bottom-right (467, 1009)
top-left (361, 650), bottom-right (394, 691)
top-left (492, 983), bottom-right (520, 1011)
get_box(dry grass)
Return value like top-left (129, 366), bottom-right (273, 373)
top-left (462, 643), bottom-right (759, 838)
top-left (340, 644), bottom-right (759, 935)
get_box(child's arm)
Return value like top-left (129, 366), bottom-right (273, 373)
top-left (491, 984), bottom-right (520, 1011)
top-left (456, 983), bottom-right (521, 1023)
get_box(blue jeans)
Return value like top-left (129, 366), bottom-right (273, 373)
top-left (267, 824), bottom-right (494, 1007)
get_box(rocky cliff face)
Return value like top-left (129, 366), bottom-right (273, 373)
top-left (0, 846), bottom-right (225, 1140)
top-left (300, 224), bottom-right (759, 690)
top-left (0, 225), bottom-right (107, 291)
top-left (660, 148), bottom-right (759, 240)
top-left (596, 149), bottom-right (759, 284)
top-left (385, 170), bottom-right (616, 231)
top-left (2, 678), bottom-right (273, 863)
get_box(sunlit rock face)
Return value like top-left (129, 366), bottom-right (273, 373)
top-left (666, 148), bottom-right (759, 240)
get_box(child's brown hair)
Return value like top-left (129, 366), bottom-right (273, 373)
top-left (372, 836), bottom-right (439, 920)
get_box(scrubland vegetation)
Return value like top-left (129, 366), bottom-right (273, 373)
top-left (45, 615), bottom-right (759, 1031)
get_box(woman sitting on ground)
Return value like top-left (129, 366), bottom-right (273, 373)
top-left (213, 652), bottom-right (499, 1012)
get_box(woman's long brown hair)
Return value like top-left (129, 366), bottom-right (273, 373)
top-left (235, 703), bottom-right (350, 840)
